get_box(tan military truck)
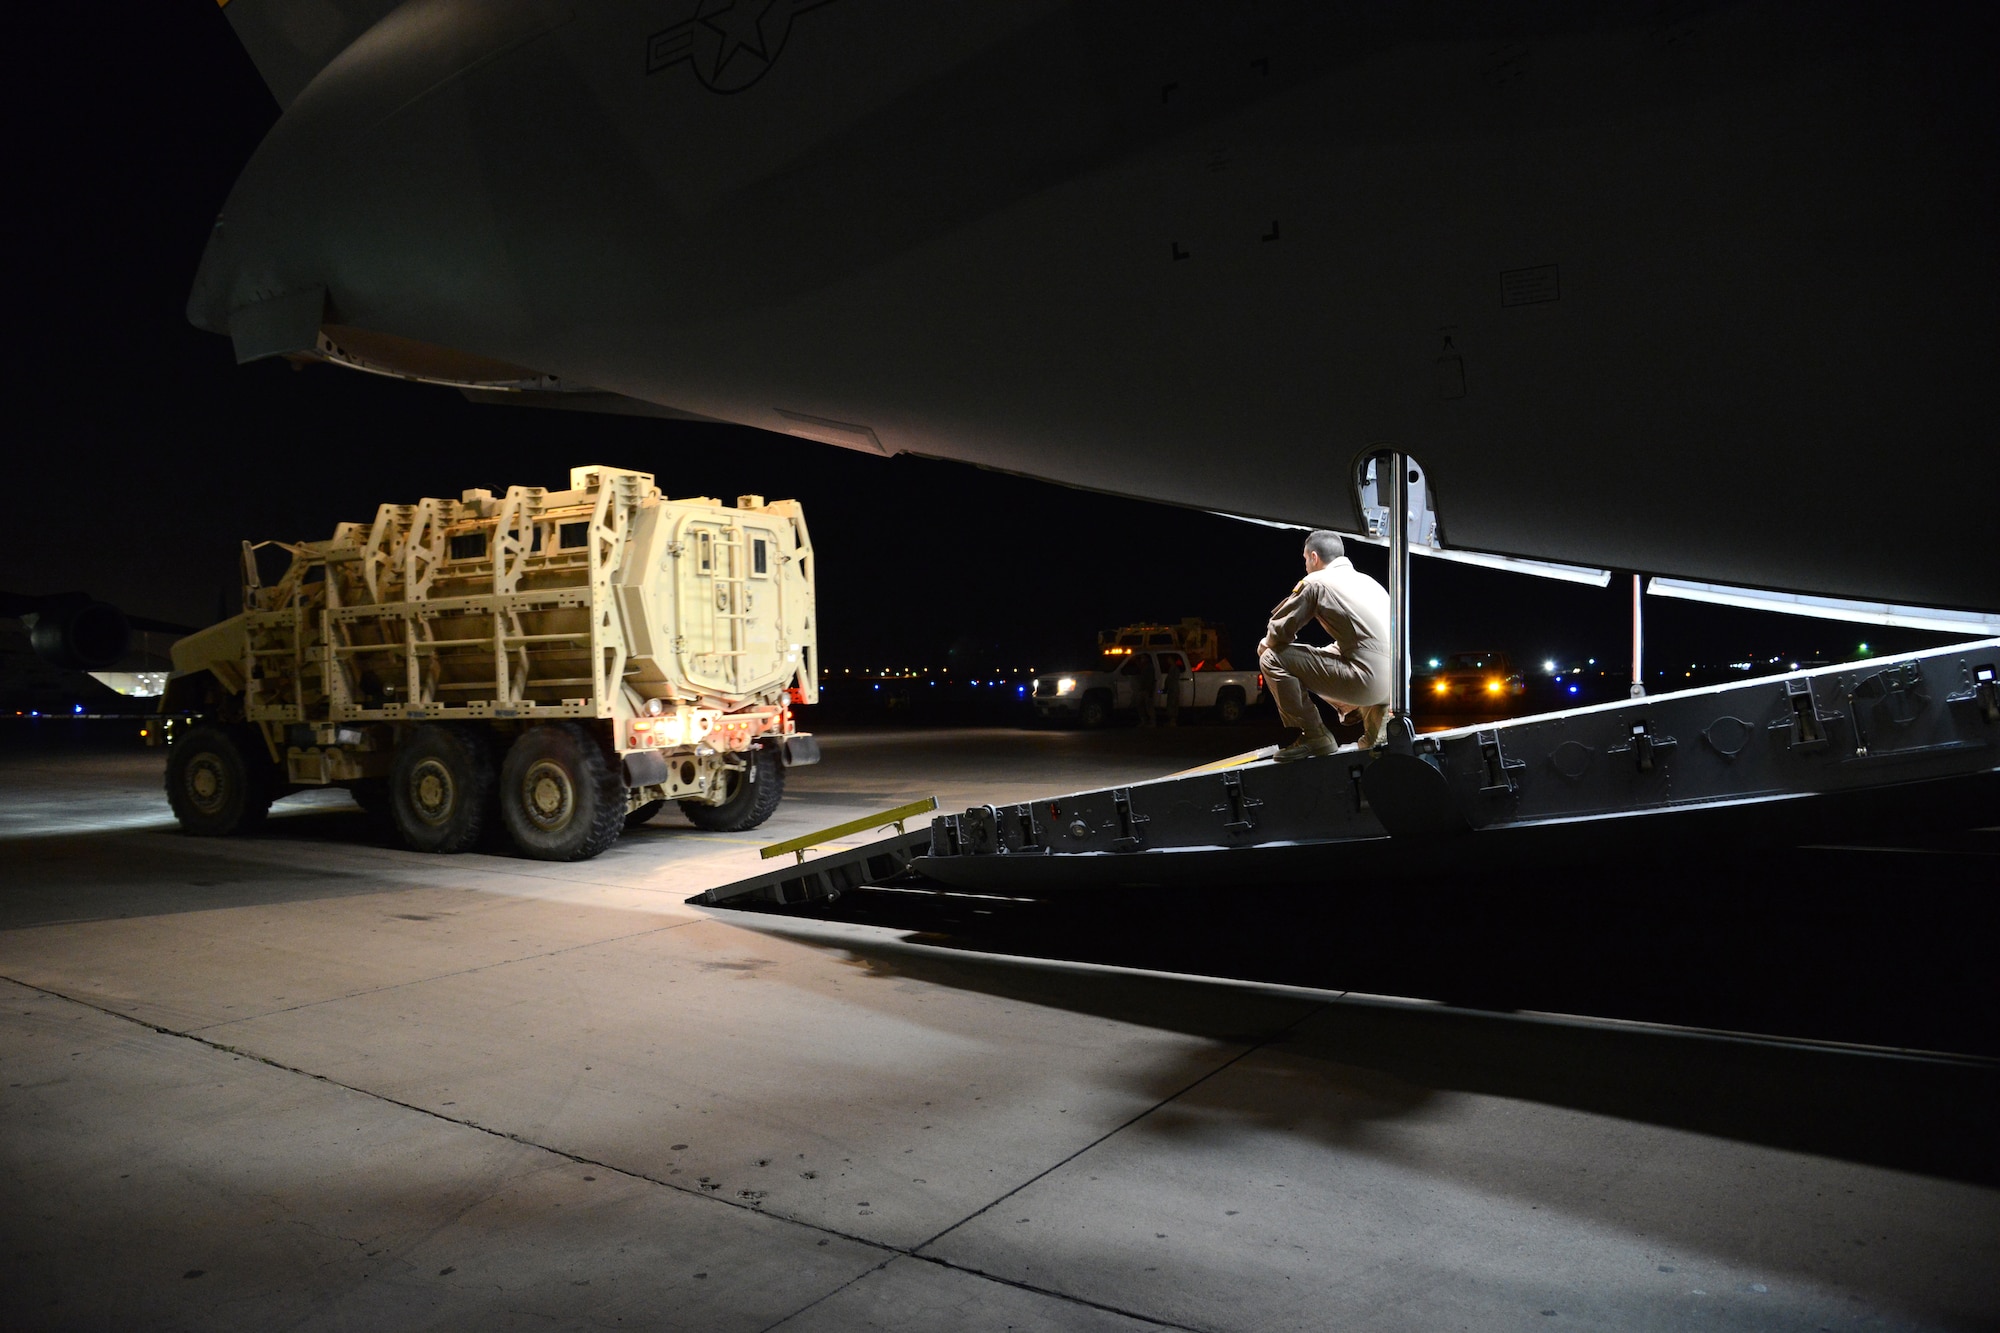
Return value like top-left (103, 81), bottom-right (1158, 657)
top-left (160, 465), bottom-right (818, 861)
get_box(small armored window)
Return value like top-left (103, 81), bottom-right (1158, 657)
top-left (697, 531), bottom-right (713, 572)
top-left (448, 532), bottom-right (487, 561)
top-left (752, 538), bottom-right (769, 576)
top-left (559, 521), bottom-right (589, 549)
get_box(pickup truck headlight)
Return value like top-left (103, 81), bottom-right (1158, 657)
top-left (1056, 677), bottom-right (1076, 695)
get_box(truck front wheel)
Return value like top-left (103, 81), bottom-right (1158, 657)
top-left (1078, 692), bottom-right (1112, 729)
top-left (499, 723), bottom-right (626, 861)
top-left (391, 724), bottom-right (494, 854)
top-left (680, 745), bottom-right (784, 831)
top-left (165, 723), bottom-right (273, 836)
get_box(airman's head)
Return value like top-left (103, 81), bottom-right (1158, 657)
top-left (1302, 530), bottom-right (1343, 573)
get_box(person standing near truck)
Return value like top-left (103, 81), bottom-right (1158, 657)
top-left (1133, 649), bottom-right (1158, 726)
top-left (1161, 652), bottom-right (1185, 726)
top-left (1258, 530), bottom-right (1392, 761)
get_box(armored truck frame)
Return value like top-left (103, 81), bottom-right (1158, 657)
top-left (161, 465), bottom-right (819, 861)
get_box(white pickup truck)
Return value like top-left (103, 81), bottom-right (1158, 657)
top-left (1030, 650), bottom-right (1263, 727)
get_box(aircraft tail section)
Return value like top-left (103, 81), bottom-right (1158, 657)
top-left (215, 0), bottom-right (405, 109)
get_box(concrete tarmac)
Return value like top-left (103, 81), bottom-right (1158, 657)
top-left (2, 722), bottom-right (1996, 1331)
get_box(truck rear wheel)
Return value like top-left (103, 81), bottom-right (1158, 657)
top-left (165, 723), bottom-right (273, 836)
top-left (1078, 692), bottom-right (1111, 729)
top-left (1214, 688), bottom-right (1246, 725)
top-left (499, 723), bottom-right (625, 861)
top-left (680, 745), bottom-right (784, 831)
top-left (390, 724), bottom-right (494, 854)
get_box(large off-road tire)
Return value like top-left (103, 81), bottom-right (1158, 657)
top-left (1213, 688), bottom-right (1246, 725)
top-left (165, 723), bottom-right (274, 836)
top-left (498, 723), bottom-right (625, 861)
top-left (1078, 692), bottom-right (1112, 729)
top-left (624, 798), bottom-right (667, 830)
top-left (346, 777), bottom-right (394, 818)
top-left (390, 724), bottom-right (495, 854)
top-left (345, 777), bottom-right (396, 838)
top-left (679, 745), bottom-right (784, 832)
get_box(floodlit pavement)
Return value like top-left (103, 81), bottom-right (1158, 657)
top-left (2, 724), bottom-right (1996, 1331)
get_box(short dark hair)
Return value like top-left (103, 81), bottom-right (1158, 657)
top-left (1303, 530), bottom-right (1344, 562)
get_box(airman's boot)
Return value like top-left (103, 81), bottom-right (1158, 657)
top-left (1274, 728), bottom-right (1337, 762)
top-left (1356, 704), bottom-right (1389, 750)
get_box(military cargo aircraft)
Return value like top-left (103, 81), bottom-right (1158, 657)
top-left (191, 0), bottom-right (1995, 618)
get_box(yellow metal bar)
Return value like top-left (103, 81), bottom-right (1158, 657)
top-left (1165, 746), bottom-right (1281, 777)
top-left (759, 796), bottom-right (939, 862)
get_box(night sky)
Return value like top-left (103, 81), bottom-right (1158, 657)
top-left (9, 5), bottom-right (1959, 678)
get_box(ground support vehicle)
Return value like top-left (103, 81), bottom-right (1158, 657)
top-left (1097, 618), bottom-right (1234, 667)
top-left (1032, 648), bottom-right (1262, 727)
top-left (697, 640), bottom-right (1999, 908)
top-left (161, 465), bottom-right (819, 861)
top-left (1421, 650), bottom-right (1528, 714)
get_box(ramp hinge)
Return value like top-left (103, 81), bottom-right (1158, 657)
top-left (1011, 803), bottom-right (1042, 852)
top-left (1475, 729), bottom-right (1527, 793)
top-left (1109, 787), bottom-right (1150, 851)
top-left (1772, 677), bottom-right (1831, 750)
top-left (1211, 771), bottom-right (1263, 834)
top-left (1944, 663), bottom-right (1998, 723)
top-left (958, 805), bottom-right (1003, 855)
top-left (1609, 719), bottom-right (1678, 773)
top-left (1847, 663), bottom-right (1931, 757)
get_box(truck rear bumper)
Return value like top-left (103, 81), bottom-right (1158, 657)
top-left (623, 733), bottom-right (819, 785)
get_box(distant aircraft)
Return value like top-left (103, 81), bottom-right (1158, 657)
top-left (0, 592), bottom-right (190, 707)
top-left (0, 592), bottom-right (137, 671)
top-left (191, 0), bottom-right (1997, 615)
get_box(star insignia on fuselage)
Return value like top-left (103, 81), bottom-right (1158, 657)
top-left (700, 0), bottom-right (776, 82)
top-left (646, 0), bottom-right (835, 94)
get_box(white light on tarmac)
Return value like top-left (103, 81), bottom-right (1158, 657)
top-left (86, 671), bottom-right (168, 698)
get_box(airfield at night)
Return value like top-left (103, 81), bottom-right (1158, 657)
top-left (2, 4), bottom-right (1995, 1331)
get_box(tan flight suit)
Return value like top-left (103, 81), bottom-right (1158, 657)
top-left (1259, 556), bottom-right (1393, 747)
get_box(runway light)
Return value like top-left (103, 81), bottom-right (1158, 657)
top-left (1427, 658), bottom-right (1440, 669)
top-left (1568, 685), bottom-right (1579, 695)
top-left (73, 704), bottom-right (85, 714)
